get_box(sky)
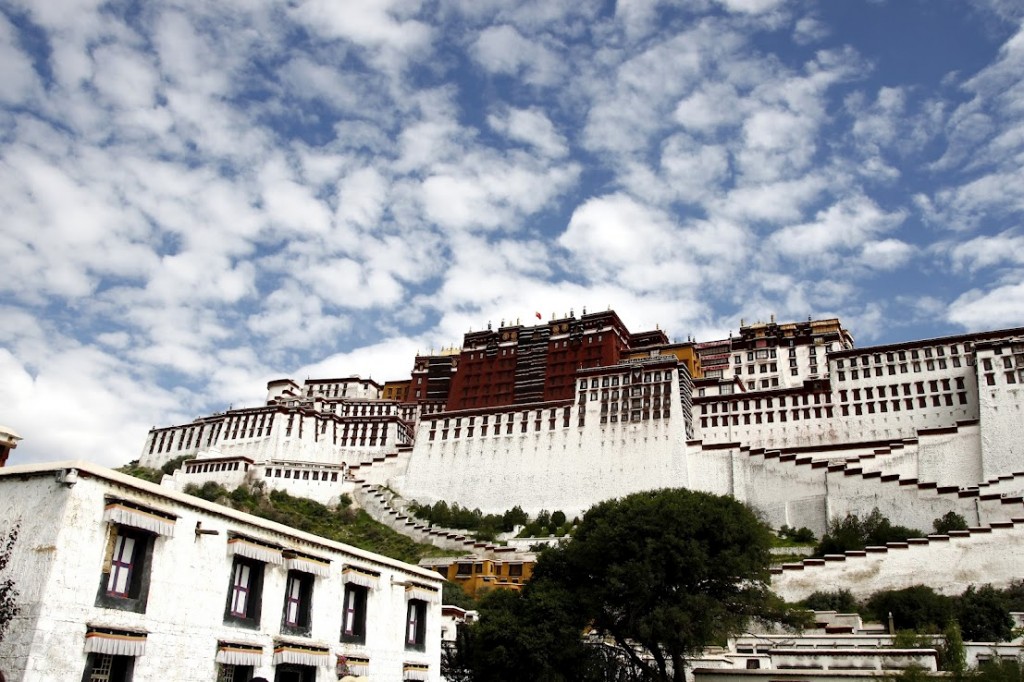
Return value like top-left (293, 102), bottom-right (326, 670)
top-left (2, 0), bottom-right (1024, 468)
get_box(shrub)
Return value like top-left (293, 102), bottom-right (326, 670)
top-left (933, 511), bottom-right (969, 534)
top-left (865, 585), bottom-right (954, 633)
top-left (801, 589), bottom-right (858, 613)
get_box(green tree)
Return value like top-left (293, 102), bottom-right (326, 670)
top-left (485, 489), bottom-right (798, 679)
top-left (866, 585), bottom-right (954, 633)
top-left (971, 658), bottom-right (1024, 682)
top-left (801, 589), bottom-right (859, 613)
top-left (501, 505), bottom-right (529, 531)
top-left (942, 621), bottom-right (966, 676)
top-left (816, 509), bottom-right (921, 556)
top-left (933, 512), bottom-right (969, 534)
top-left (957, 585), bottom-right (1013, 642)
top-left (0, 521), bottom-right (20, 644)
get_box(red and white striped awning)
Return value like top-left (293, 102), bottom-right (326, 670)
top-left (84, 627), bottom-right (147, 657)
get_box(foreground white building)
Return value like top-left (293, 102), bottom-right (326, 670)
top-left (0, 461), bottom-right (442, 682)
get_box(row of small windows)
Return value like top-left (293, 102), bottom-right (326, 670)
top-left (307, 381), bottom-right (356, 398)
top-left (264, 468), bottom-right (341, 483)
top-left (184, 461), bottom-right (248, 474)
top-left (838, 392), bottom-right (968, 415)
top-left (96, 522), bottom-right (430, 677)
top-left (983, 368), bottom-right (1024, 386)
top-left (428, 408), bottom-right (573, 441)
top-left (835, 356), bottom-right (961, 380)
top-left (579, 369), bottom-right (670, 390)
top-left (328, 403), bottom-right (397, 417)
top-left (697, 392), bottom-right (830, 415)
top-left (838, 378), bottom-right (966, 402)
top-left (733, 362), bottom-right (778, 375)
top-left (834, 344), bottom-right (968, 370)
top-left (701, 406), bottom-right (834, 428)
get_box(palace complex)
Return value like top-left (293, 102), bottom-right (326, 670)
top-left (139, 311), bottom-right (1024, 540)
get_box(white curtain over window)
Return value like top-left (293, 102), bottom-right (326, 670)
top-left (405, 585), bottom-right (439, 603)
top-left (228, 536), bottom-right (283, 565)
top-left (343, 656), bottom-right (369, 676)
top-left (84, 629), bottom-right (147, 657)
top-left (273, 645), bottom-right (329, 667)
top-left (342, 566), bottom-right (379, 589)
top-left (103, 501), bottom-right (176, 537)
top-left (215, 643), bottom-right (263, 666)
top-left (402, 664), bottom-right (429, 680)
top-left (285, 553), bottom-right (330, 577)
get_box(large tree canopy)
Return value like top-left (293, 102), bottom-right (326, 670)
top-left (451, 488), bottom-right (803, 682)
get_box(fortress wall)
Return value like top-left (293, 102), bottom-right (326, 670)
top-left (977, 345), bottom-right (1024, 481)
top-left (826, 470), bottom-right (981, 531)
top-left (915, 423), bottom-right (982, 486)
top-left (686, 445), bottom-right (830, 533)
top-left (741, 456), bottom-right (828, 533)
top-left (394, 398), bottom-right (689, 516)
top-left (771, 523), bottom-right (1024, 602)
top-left (855, 444), bottom-right (919, 478)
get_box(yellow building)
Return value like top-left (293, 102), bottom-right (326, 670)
top-left (420, 555), bottom-right (536, 597)
top-left (381, 379), bottom-right (411, 402)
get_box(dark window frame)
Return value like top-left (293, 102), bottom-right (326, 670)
top-left (94, 526), bottom-right (155, 614)
top-left (341, 583), bottom-right (369, 644)
top-left (281, 570), bottom-right (315, 636)
top-left (405, 599), bottom-right (428, 651)
top-left (224, 556), bottom-right (265, 629)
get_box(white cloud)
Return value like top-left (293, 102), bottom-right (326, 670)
top-left (487, 107), bottom-right (568, 158)
top-left (860, 239), bottom-right (915, 270)
top-left (290, 0), bottom-right (433, 67)
top-left (770, 195), bottom-right (907, 261)
top-left (948, 281), bottom-right (1024, 330)
top-left (470, 25), bottom-right (563, 86)
top-left (946, 232), bottom-right (1024, 272)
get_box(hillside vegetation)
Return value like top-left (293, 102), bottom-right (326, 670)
top-left (183, 482), bottom-right (460, 565)
top-left (115, 460), bottom-right (457, 564)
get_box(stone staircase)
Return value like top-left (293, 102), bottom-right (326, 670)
top-left (351, 480), bottom-right (519, 559)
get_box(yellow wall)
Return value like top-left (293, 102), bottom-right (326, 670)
top-left (431, 558), bottom-right (536, 597)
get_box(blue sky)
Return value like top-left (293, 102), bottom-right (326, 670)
top-left (2, 0), bottom-right (1023, 467)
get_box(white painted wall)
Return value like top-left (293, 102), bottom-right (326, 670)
top-left (0, 462), bottom-right (442, 682)
top-left (772, 522), bottom-right (1024, 602)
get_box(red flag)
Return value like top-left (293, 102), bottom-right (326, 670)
top-left (535, 312), bottom-right (542, 320)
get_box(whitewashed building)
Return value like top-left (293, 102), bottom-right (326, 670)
top-left (0, 461), bottom-right (442, 682)
top-left (137, 317), bottom-right (1024, 539)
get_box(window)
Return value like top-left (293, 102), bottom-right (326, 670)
top-left (341, 584), bottom-right (369, 644)
top-left (225, 557), bottom-right (265, 628)
top-left (282, 570), bottom-right (314, 635)
top-left (406, 599), bottom-right (427, 651)
top-left (95, 527), bottom-right (154, 613)
top-left (217, 664), bottom-right (254, 682)
top-left (83, 653), bottom-right (135, 682)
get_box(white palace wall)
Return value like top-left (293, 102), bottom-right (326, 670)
top-left (393, 364), bottom-right (690, 517)
top-left (393, 406), bottom-right (688, 518)
top-left (772, 522), bottom-right (1024, 602)
top-left (976, 343), bottom-right (1024, 482)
